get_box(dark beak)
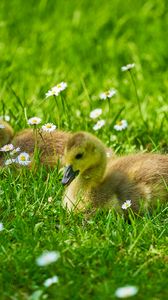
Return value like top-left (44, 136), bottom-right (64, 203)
top-left (62, 165), bottom-right (79, 186)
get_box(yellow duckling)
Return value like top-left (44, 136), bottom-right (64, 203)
top-left (11, 129), bottom-right (71, 167)
top-left (62, 132), bottom-right (168, 214)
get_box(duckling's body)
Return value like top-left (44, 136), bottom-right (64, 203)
top-left (62, 132), bottom-right (168, 214)
top-left (12, 129), bottom-right (72, 167)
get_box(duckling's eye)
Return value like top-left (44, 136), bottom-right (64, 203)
top-left (75, 153), bottom-right (84, 160)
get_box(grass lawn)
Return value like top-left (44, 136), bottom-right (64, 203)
top-left (0, 0), bottom-right (168, 299)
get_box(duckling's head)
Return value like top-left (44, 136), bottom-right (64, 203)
top-left (0, 121), bottom-right (14, 147)
top-left (62, 132), bottom-right (107, 186)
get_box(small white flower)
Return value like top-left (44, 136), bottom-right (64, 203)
top-left (10, 147), bottom-right (20, 156)
top-left (114, 120), bottom-right (128, 131)
top-left (0, 115), bottom-right (10, 122)
top-left (115, 285), bottom-right (138, 298)
top-left (5, 158), bottom-right (16, 166)
top-left (28, 117), bottom-right (42, 125)
top-left (110, 135), bottom-right (117, 142)
top-left (36, 251), bottom-right (60, 266)
top-left (106, 151), bottom-right (112, 158)
top-left (0, 222), bottom-right (4, 231)
top-left (45, 82), bottom-right (67, 98)
top-left (0, 144), bottom-right (14, 152)
top-left (56, 82), bottom-right (67, 91)
top-left (48, 196), bottom-right (53, 203)
top-left (42, 123), bottom-right (56, 133)
top-left (43, 276), bottom-right (59, 287)
top-left (93, 119), bottom-right (106, 131)
top-left (76, 110), bottom-right (81, 117)
top-left (90, 108), bottom-right (102, 119)
top-left (121, 63), bottom-right (135, 72)
top-left (100, 89), bottom-right (116, 100)
top-left (0, 124), bottom-right (5, 129)
top-left (16, 152), bottom-right (31, 166)
top-left (122, 200), bottom-right (132, 210)
top-left (45, 89), bottom-right (60, 98)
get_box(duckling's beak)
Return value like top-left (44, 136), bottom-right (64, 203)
top-left (62, 165), bottom-right (79, 186)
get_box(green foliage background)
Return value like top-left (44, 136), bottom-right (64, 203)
top-left (0, 0), bottom-right (168, 299)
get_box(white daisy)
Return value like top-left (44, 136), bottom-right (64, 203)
top-left (45, 82), bottom-right (67, 98)
top-left (0, 222), bottom-right (4, 231)
top-left (121, 63), bottom-right (135, 72)
top-left (90, 108), bottom-right (102, 119)
top-left (0, 144), bottom-right (14, 152)
top-left (0, 115), bottom-right (10, 122)
top-left (56, 82), bottom-right (67, 91)
top-left (106, 150), bottom-right (112, 158)
top-left (93, 119), bottom-right (106, 131)
top-left (115, 285), bottom-right (138, 298)
top-left (48, 196), bottom-right (53, 203)
top-left (28, 117), bottom-right (42, 125)
top-left (10, 147), bottom-right (20, 156)
top-left (122, 200), bottom-right (132, 210)
top-left (0, 124), bottom-right (5, 129)
top-left (43, 276), bottom-right (59, 287)
top-left (100, 89), bottom-right (116, 100)
top-left (36, 251), bottom-right (60, 266)
top-left (16, 152), bottom-right (31, 166)
top-left (5, 158), bottom-right (16, 166)
top-left (114, 120), bottom-right (128, 131)
top-left (42, 123), bottom-right (56, 133)
top-left (45, 88), bottom-right (60, 98)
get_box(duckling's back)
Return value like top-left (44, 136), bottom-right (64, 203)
top-left (12, 129), bottom-right (72, 167)
top-left (93, 153), bottom-right (168, 212)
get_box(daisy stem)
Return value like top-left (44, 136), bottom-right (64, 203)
top-left (38, 130), bottom-right (50, 157)
top-left (18, 166), bottom-right (26, 191)
top-left (33, 126), bottom-right (40, 166)
top-left (34, 125), bottom-right (38, 149)
top-left (60, 94), bottom-right (71, 127)
top-left (129, 70), bottom-right (148, 128)
top-left (128, 208), bottom-right (136, 225)
top-left (60, 94), bottom-right (66, 114)
top-left (54, 95), bottom-right (60, 128)
top-left (107, 98), bottom-right (111, 114)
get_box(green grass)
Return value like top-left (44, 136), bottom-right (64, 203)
top-left (0, 0), bottom-right (168, 299)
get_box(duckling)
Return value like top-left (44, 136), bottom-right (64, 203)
top-left (62, 132), bottom-right (168, 214)
top-left (11, 129), bottom-right (72, 167)
top-left (0, 120), bottom-right (14, 147)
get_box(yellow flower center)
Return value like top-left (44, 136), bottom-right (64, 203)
top-left (46, 124), bottom-right (52, 128)
top-left (20, 156), bottom-right (26, 161)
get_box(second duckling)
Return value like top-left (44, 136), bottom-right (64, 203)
top-left (62, 132), bottom-right (168, 214)
top-left (11, 129), bottom-right (72, 167)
